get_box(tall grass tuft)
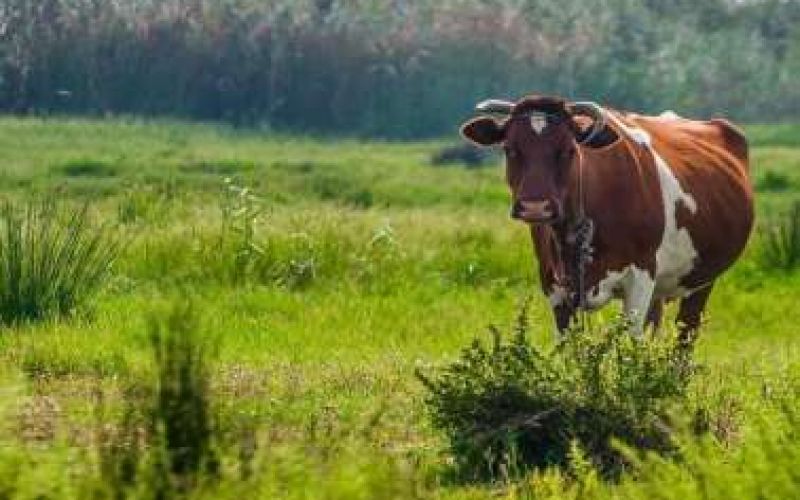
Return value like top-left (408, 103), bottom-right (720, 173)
top-left (760, 201), bottom-right (800, 272)
top-left (95, 303), bottom-right (220, 498)
top-left (149, 302), bottom-right (219, 492)
top-left (0, 200), bottom-right (121, 326)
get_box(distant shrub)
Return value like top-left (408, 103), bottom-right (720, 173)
top-left (431, 144), bottom-right (494, 168)
top-left (756, 171), bottom-right (793, 192)
top-left (760, 201), bottom-right (800, 272)
top-left (417, 307), bottom-right (693, 481)
top-left (56, 159), bottom-right (117, 178)
top-left (0, 200), bottom-right (120, 325)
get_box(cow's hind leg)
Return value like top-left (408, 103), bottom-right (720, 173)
top-left (676, 283), bottom-right (714, 349)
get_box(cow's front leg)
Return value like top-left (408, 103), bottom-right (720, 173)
top-left (548, 285), bottom-right (575, 336)
top-left (622, 267), bottom-right (656, 336)
top-left (553, 302), bottom-right (574, 333)
top-left (646, 299), bottom-right (664, 332)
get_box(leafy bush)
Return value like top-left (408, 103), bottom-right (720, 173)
top-left (759, 201), bottom-right (800, 272)
top-left (0, 200), bottom-right (120, 325)
top-left (417, 307), bottom-right (693, 481)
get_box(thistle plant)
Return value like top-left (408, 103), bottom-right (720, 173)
top-left (220, 178), bottom-right (266, 284)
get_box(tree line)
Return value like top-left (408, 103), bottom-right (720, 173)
top-left (1, 0), bottom-right (799, 138)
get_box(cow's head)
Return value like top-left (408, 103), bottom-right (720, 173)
top-left (460, 95), bottom-right (607, 224)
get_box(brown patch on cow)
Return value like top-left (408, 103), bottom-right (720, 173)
top-left (562, 123), bottom-right (663, 288)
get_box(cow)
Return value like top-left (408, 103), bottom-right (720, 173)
top-left (460, 95), bottom-right (754, 346)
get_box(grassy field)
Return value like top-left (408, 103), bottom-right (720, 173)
top-left (0, 116), bottom-right (798, 498)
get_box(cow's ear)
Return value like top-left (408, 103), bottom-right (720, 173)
top-left (460, 117), bottom-right (505, 146)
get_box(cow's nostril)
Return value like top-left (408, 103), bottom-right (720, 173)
top-left (510, 198), bottom-right (562, 223)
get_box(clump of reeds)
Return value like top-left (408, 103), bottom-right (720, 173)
top-left (0, 199), bottom-right (120, 326)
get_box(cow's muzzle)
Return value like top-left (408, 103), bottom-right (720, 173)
top-left (511, 199), bottom-right (562, 224)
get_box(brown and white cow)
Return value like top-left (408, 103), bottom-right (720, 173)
top-left (460, 95), bottom-right (753, 344)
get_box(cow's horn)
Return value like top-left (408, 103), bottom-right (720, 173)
top-left (569, 101), bottom-right (606, 143)
top-left (475, 99), bottom-right (514, 115)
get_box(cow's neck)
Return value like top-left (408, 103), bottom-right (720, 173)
top-left (532, 154), bottom-right (598, 309)
top-left (531, 212), bottom-right (594, 310)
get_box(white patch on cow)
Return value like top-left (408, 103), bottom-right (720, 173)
top-left (548, 285), bottom-right (569, 308)
top-left (584, 265), bottom-right (656, 335)
top-left (605, 111), bottom-right (651, 147)
top-left (586, 269), bottom-right (626, 309)
top-left (530, 114), bottom-right (547, 134)
top-left (652, 152), bottom-right (699, 299)
top-left (660, 110), bottom-right (680, 119)
top-left (623, 266), bottom-right (656, 335)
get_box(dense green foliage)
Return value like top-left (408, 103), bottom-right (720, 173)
top-left (0, 117), bottom-right (796, 498)
top-left (2, 0), bottom-right (800, 137)
top-left (418, 311), bottom-right (692, 480)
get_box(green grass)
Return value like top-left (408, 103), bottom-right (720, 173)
top-left (0, 117), bottom-right (798, 498)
